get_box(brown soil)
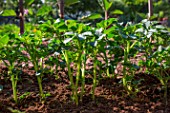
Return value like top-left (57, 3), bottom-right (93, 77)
top-left (0, 64), bottom-right (170, 113)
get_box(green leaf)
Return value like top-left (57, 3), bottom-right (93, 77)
top-left (150, 14), bottom-right (158, 20)
top-left (36, 71), bottom-right (42, 76)
top-left (98, 34), bottom-right (106, 40)
top-left (45, 92), bottom-right (51, 97)
top-left (81, 13), bottom-right (102, 20)
top-left (78, 34), bottom-right (86, 41)
top-left (147, 32), bottom-right (152, 38)
top-left (158, 45), bottom-right (163, 52)
top-left (64, 38), bottom-right (73, 44)
top-left (54, 52), bottom-right (60, 56)
top-left (120, 33), bottom-right (128, 39)
top-left (0, 35), bottom-right (9, 48)
top-left (8, 107), bottom-right (25, 113)
top-left (28, 8), bottom-right (33, 15)
top-left (155, 25), bottom-right (165, 29)
top-left (149, 29), bottom-right (157, 33)
top-left (111, 9), bottom-right (124, 15)
top-left (135, 28), bottom-right (144, 33)
top-left (25, 0), bottom-right (34, 6)
top-left (103, 0), bottom-right (113, 11)
top-left (82, 31), bottom-right (93, 36)
top-left (104, 26), bottom-right (116, 34)
top-left (0, 11), bottom-right (3, 15)
top-left (129, 34), bottom-right (137, 39)
top-left (64, 32), bottom-right (75, 35)
top-left (37, 5), bottom-right (52, 16)
top-left (137, 12), bottom-right (147, 18)
top-left (2, 10), bottom-right (16, 16)
top-left (95, 28), bottom-right (103, 36)
top-left (19, 92), bottom-right (30, 99)
top-left (65, 0), bottom-right (80, 6)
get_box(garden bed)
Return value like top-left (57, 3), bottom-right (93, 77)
top-left (0, 63), bottom-right (170, 113)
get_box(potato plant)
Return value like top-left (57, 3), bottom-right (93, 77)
top-left (137, 21), bottom-right (170, 107)
top-left (62, 20), bottom-right (95, 105)
top-left (18, 29), bottom-right (52, 101)
top-left (0, 34), bottom-right (23, 104)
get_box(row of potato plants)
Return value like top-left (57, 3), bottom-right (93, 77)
top-left (0, 18), bottom-right (170, 105)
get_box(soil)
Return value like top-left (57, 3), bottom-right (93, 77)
top-left (0, 63), bottom-right (170, 113)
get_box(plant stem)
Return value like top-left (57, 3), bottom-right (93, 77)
top-left (64, 50), bottom-right (74, 90)
top-left (123, 41), bottom-right (130, 89)
top-left (75, 52), bottom-right (81, 88)
top-left (34, 61), bottom-right (45, 100)
top-left (105, 10), bottom-right (108, 20)
top-left (9, 63), bottom-right (18, 104)
top-left (11, 73), bottom-right (18, 104)
top-left (73, 52), bottom-right (81, 105)
top-left (92, 49), bottom-right (98, 100)
top-left (104, 53), bottom-right (110, 77)
top-left (164, 83), bottom-right (167, 107)
top-left (3, 60), bottom-right (18, 104)
top-left (37, 75), bottom-right (44, 99)
top-left (80, 50), bottom-right (86, 102)
top-left (63, 50), bottom-right (76, 103)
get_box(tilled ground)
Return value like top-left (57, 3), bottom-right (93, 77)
top-left (0, 64), bottom-right (170, 113)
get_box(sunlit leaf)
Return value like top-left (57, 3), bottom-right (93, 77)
top-left (81, 13), bottom-right (102, 20)
top-left (0, 35), bottom-right (9, 48)
top-left (64, 32), bottom-right (75, 35)
top-left (0, 85), bottom-right (3, 92)
top-left (28, 8), bottom-right (33, 15)
top-left (98, 34), bottom-right (106, 40)
top-left (2, 10), bottom-right (16, 16)
top-left (146, 33), bottom-right (152, 38)
top-left (149, 29), bottom-right (157, 33)
top-left (135, 28), bottom-right (144, 33)
top-left (78, 34), bottom-right (86, 41)
top-left (145, 21), bottom-right (151, 29)
top-left (82, 31), bottom-right (93, 36)
top-left (111, 9), bottom-right (124, 15)
top-left (36, 70), bottom-right (42, 76)
top-left (64, 38), bottom-right (73, 44)
top-left (129, 34), bottom-right (137, 39)
top-left (0, 11), bottom-right (3, 15)
top-left (158, 45), bottom-right (163, 52)
top-left (155, 25), bottom-right (165, 29)
top-left (95, 28), bottom-right (103, 36)
top-left (103, 0), bottom-right (113, 11)
top-left (160, 30), bottom-right (169, 33)
top-left (104, 26), bottom-right (116, 34)
top-left (54, 52), bottom-right (60, 56)
top-left (98, 0), bottom-right (113, 11)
